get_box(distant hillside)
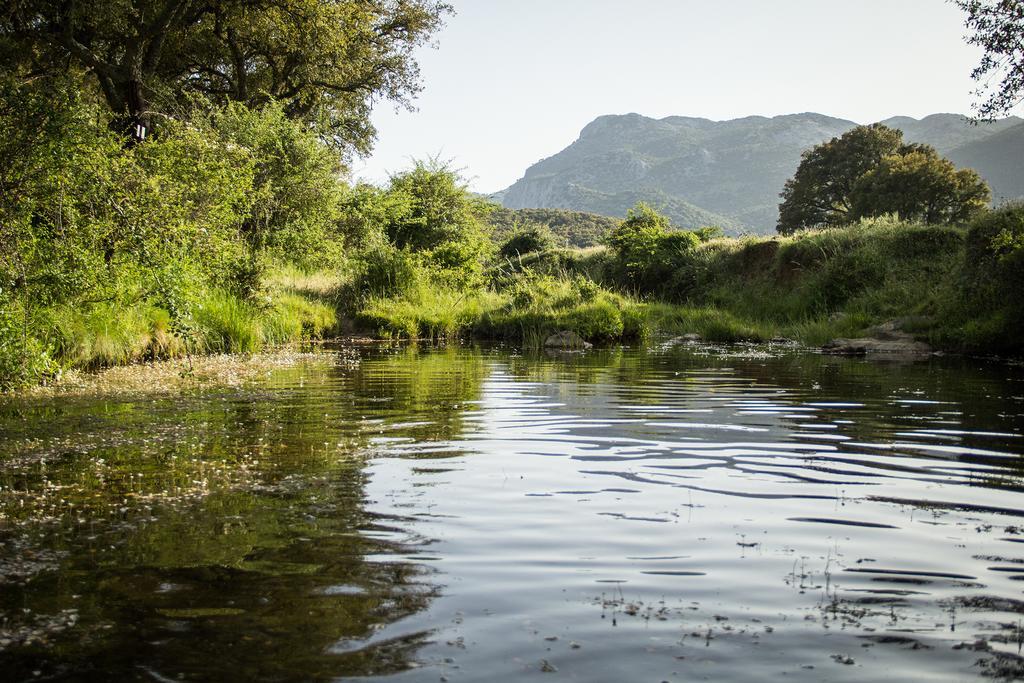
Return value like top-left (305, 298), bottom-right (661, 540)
top-left (947, 122), bottom-right (1024, 204)
top-left (487, 206), bottom-right (620, 248)
top-left (500, 112), bottom-right (1023, 234)
top-left (879, 114), bottom-right (1020, 152)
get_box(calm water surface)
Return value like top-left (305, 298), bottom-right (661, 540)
top-left (3, 343), bottom-right (1024, 681)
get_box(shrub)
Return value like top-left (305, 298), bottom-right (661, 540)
top-left (208, 101), bottom-right (344, 266)
top-left (606, 203), bottom-right (702, 295)
top-left (956, 204), bottom-right (1024, 350)
top-left (0, 296), bottom-right (56, 390)
top-left (498, 224), bottom-right (554, 259)
top-left (561, 300), bottom-right (624, 341)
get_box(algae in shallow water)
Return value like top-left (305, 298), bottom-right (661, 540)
top-left (156, 608), bottom-right (247, 618)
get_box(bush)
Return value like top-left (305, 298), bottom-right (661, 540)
top-left (498, 224), bottom-right (554, 259)
top-left (955, 204), bottom-right (1024, 351)
top-left (208, 101), bottom-right (344, 266)
top-left (0, 296), bottom-right (56, 390)
top-left (966, 203), bottom-right (1024, 287)
top-left (606, 203), bottom-right (702, 295)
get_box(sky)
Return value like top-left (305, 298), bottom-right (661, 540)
top-left (352, 0), bottom-right (987, 193)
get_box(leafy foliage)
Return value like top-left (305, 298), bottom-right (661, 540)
top-left (957, 0), bottom-right (1024, 120)
top-left (777, 124), bottom-right (905, 233)
top-left (345, 161), bottom-right (493, 290)
top-left (606, 203), bottom-right (701, 293)
top-left (850, 148), bottom-right (990, 224)
top-left (959, 203), bottom-right (1024, 347)
top-left (208, 101), bottom-right (344, 267)
top-left (0, 0), bottom-right (450, 151)
top-left (498, 225), bottom-right (555, 259)
top-left (0, 75), bottom-right (349, 388)
top-left (778, 125), bottom-right (990, 234)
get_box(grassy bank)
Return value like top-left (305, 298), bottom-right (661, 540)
top-left (5, 145), bottom-right (1023, 393)
top-left (502, 211), bottom-right (1023, 354)
top-left (0, 280), bottom-right (337, 389)
top-left (6, 211), bottom-right (1022, 393)
top-left (347, 211), bottom-right (1024, 355)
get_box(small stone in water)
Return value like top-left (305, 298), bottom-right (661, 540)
top-left (540, 659), bottom-right (558, 672)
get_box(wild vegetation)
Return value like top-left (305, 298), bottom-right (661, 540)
top-left (1, 2), bottom-right (1023, 392)
top-left (777, 124), bottom-right (990, 233)
top-left (487, 207), bottom-right (620, 248)
top-left (956, 0), bottom-right (1024, 120)
top-left (3, 86), bottom-right (1023, 391)
top-left (0, 1), bottom-right (451, 390)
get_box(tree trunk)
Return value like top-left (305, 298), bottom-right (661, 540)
top-left (106, 76), bottom-right (152, 144)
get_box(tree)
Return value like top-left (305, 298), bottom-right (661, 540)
top-left (956, 0), bottom-right (1024, 120)
top-left (384, 160), bottom-right (492, 253)
top-left (498, 224), bottom-right (554, 259)
top-left (850, 148), bottom-right (990, 224)
top-left (777, 124), bottom-right (904, 234)
top-left (777, 124), bottom-right (991, 233)
top-left (0, 0), bottom-right (450, 154)
top-left (607, 203), bottom-right (699, 291)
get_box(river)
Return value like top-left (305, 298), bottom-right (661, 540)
top-left (2, 343), bottom-right (1024, 681)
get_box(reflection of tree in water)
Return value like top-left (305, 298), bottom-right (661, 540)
top-left (346, 345), bottom-right (491, 452)
top-left (0, 346), bottom-right (491, 680)
top-left (3, 345), bottom-right (1022, 678)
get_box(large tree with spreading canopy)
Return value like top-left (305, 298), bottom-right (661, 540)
top-left (0, 0), bottom-right (450, 155)
top-left (777, 124), bottom-right (990, 234)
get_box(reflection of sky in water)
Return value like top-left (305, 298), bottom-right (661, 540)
top-left (2, 345), bottom-right (1024, 681)
top-left (366, 349), bottom-right (1024, 682)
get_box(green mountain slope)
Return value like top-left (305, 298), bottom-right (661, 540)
top-left (501, 112), bottom-right (1023, 234)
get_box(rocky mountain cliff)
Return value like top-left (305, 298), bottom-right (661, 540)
top-left (500, 112), bottom-right (1023, 234)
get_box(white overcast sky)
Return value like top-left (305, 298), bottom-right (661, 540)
top-left (352, 0), bottom-right (990, 193)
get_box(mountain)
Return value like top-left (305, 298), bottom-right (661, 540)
top-left (947, 122), bottom-right (1024, 203)
top-left (500, 112), bottom-right (1023, 234)
top-left (879, 114), bottom-right (1020, 152)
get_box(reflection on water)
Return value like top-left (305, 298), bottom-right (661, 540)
top-left (2, 344), bottom-right (1024, 681)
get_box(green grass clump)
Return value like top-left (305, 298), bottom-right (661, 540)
top-left (357, 284), bottom-right (498, 340)
top-left (474, 272), bottom-right (646, 347)
top-left (194, 288), bottom-right (337, 353)
top-left (1, 274), bottom-right (339, 390)
top-left (193, 291), bottom-right (263, 353)
top-left (42, 302), bottom-right (185, 369)
top-left (643, 303), bottom-right (772, 343)
top-left (263, 292), bottom-right (337, 343)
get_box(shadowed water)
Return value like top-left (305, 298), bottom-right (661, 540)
top-left (2, 343), bottom-right (1024, 681)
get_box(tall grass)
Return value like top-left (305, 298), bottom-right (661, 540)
top-left (41, 303), bottom-right (183, 369)
top-left (355, 269), bottom-right (649, 347)
top-left (358, 285), bottom-right (499, 340)
top-left (9, 280), bottom-right (338, 386)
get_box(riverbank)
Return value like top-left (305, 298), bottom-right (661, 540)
top-left (4, 209), bottom-right (1022, 393)
top-left (354, 212), bottom-right (1023, 355)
